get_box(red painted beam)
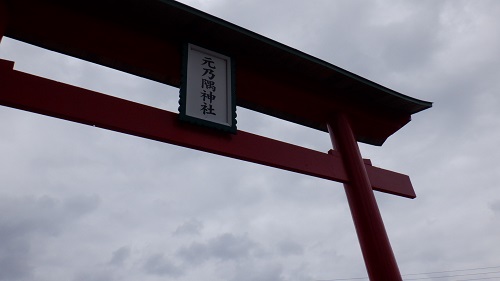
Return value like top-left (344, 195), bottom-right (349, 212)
top-left (0, 59), bottom-right (416, 198)
top-left (366, 165), bottom-right (415, 198)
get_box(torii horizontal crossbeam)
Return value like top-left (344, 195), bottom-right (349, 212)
top-left (0, 59), bottom-right (415, 198)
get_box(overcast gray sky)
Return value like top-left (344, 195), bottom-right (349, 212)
top-left (1, 1), bottom-right (500, 280)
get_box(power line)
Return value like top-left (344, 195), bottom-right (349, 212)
top-left (316, 275), bottom-right (371, 281)
top-left (315, 265), bottom-right (500, 281)
top-left (404, 270), bottom-right (500, 280)
top-left (316, 277), bottom-right (368, 281)
top-left (455, 277), bottom-right (500, 281)
top-left (404, 265), bottom-right (500, 276)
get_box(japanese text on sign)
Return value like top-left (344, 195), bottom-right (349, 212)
top-left (180, 44), bottom-right (236, 133)
top-left (200, 57), bottom-right (217, 116)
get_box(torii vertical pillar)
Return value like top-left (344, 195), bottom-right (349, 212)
top-left (328, 114), bottom-right (403, 281)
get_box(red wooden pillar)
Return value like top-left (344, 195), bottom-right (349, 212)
top-left (328, 114), bottom-right (402, 281)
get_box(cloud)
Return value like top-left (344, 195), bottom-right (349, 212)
top-left (490, 201), bottom-right (500, 216)
top-left (173, 218), bottom-right (203, 236)
top-left (73, 270), bottom-right (115, 281)
top-left (108, 246), bottom-right (131, 266)
top-left (0, 195), bottom-right (99, 281)
top-left (230, 261), bottom-right (285, 281)
top-left (177, 233), bottom-right (258, 266)
top-left (0, 243), bottom-right (30, 281)
top-left (208, 233), bottom-right (257, 260)
top-left (176, 241), bottom-right (209, 266)
top-left (142, 253), bottom-right (184, 277)
top-left (276, 240), bottom-right (304, 256)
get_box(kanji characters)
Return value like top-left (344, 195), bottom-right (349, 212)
top-left (200, 56), bottom-right (217, 115)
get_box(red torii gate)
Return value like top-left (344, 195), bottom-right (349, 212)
top-left (0, 1), bottom-right (432, 280)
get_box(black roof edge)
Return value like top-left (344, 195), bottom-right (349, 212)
top-left (163, 0), bottom-right (433, 113)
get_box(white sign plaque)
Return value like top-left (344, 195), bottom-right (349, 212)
top-left (179, 44), bottom-right (236, 133)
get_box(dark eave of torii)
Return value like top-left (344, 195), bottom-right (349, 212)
top-left (3, 0), bottom-right (431, 145)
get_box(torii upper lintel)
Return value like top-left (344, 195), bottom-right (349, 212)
top-left (2, 0), bottom-right (431, 146)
